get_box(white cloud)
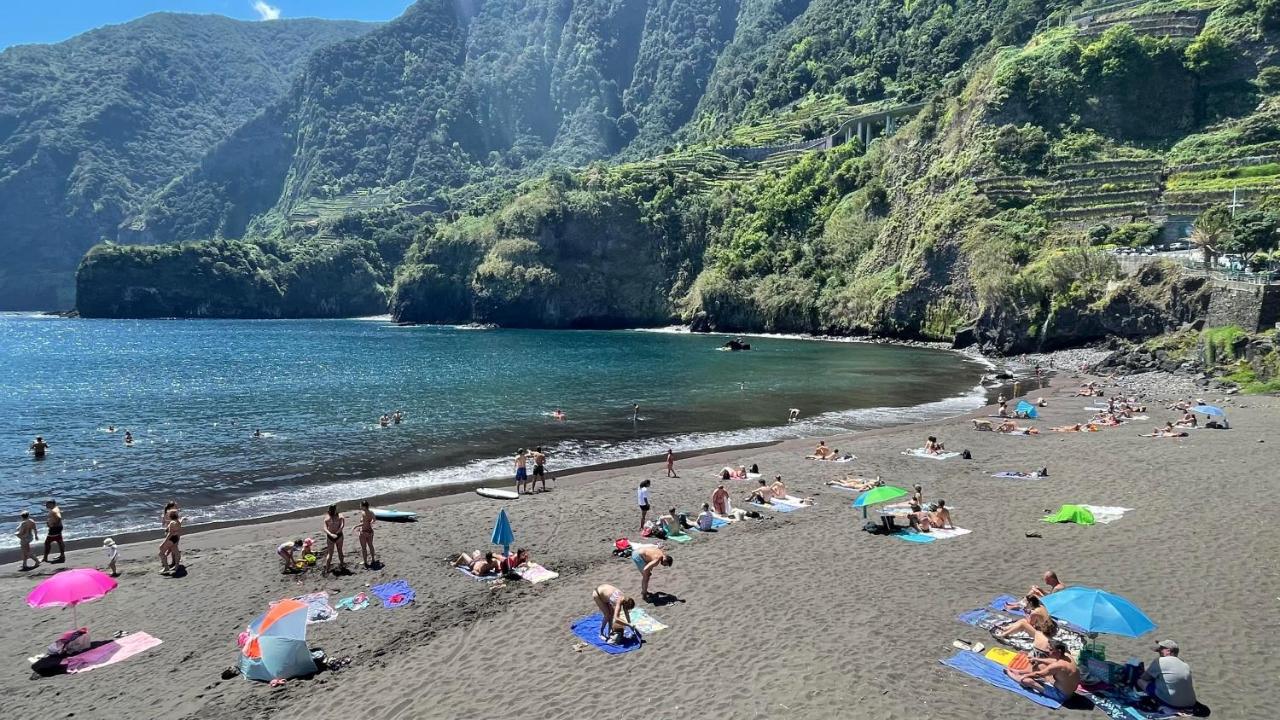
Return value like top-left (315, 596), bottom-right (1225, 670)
top-left (252, 1), bottom-right (282, 21)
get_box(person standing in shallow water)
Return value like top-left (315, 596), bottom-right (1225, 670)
top-left (42, 500), bottom-right (64, 563)
top-left (29, 435), bottom-right (48, 459)
top-left (632, 404), bottom-right (640, 422)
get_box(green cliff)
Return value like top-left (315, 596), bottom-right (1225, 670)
top-left (0, 13), bottom-right (375, 309)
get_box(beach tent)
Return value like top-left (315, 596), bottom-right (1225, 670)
top-left (1042, 504), bottom-right (1095, 525)
top-left (240, 598), bottom-right (315, 682)
top-left (1015, 400), bottom-right (1038, 419)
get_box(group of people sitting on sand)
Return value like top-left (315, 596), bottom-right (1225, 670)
top-left (1074, 381), bottom-right (1104, 397)
top-left (806, 440), bottom-right (853, 461)
top-left (974, 418), bottom-right (1039, 434)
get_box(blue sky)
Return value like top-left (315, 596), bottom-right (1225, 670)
top-left (0, 1), bottom-right (416, 49)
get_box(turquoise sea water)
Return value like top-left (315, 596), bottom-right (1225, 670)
top-left (0, 314), bottom-right (987, 545)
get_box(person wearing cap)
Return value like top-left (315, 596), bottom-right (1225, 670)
top-left (1005, 639), bottom-right (1080, 702)
top-left (1138, 640), bottom-right (1197, 709)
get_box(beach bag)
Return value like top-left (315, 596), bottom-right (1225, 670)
top-left (612, 539), bottom-right (632, 558)
top-left (49, 627), bottom-right (90, 656)
top-left (961, 449), bottom-right (972, 459)
top-left (862, 521), bottom-right (884, 535)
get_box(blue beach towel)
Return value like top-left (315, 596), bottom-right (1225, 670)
top-left (570, 614), bottom-right (642, 654)
top-left (371, 579), bottom-right (415, 608)
top-left (940, 651), bottom-right (1063, 709)
top-left (688, 517), bottom-right (729, 532)
top-left (889, 529), bottom-right (936, 543)
top-left (957, 608), bottom-right (1013, 629)
top-left (989, 594), bottom-right (1024, 615)
top-left (751, 502), bottom-right (796, 513)
top-left (991, 471), bottom-right (1038, 479)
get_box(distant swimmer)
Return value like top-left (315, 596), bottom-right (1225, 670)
top-left (123, 431), bottom-right (134, 446)
top-left (253, 429), bottom-right (262, 438)
top-left (379, 414), bottom-right (390, 428)
top-left (553, 409), bottom-right (566, 421)
top-left (393, 410), bottom-right (404, 425)
top-left (29, 436), bottom-right (48, 459)
top-left (788, 408), bottom-right (800, 422)
top-left (107, 425), bottom-right (116, 433)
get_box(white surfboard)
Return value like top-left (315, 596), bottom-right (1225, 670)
top-left (476, 487), bottom-right (519, 500)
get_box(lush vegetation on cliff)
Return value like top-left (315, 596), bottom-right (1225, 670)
top-left (0, 13), bottom-right (375, 309)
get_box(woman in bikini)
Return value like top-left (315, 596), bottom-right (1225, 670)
top-left (827, 475), bottom-right (883, 491)
top-left (322, 504), bottom-right (347, 575)
top-left (452, 550), bottom-right (497, 575)
top-left (159, 509), bottom-right (182, 573)
top-left (358, 500), bottom-right (377, 568)
top-left (591, 583), bottom-right (638, 644)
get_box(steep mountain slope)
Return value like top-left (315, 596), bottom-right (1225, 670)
top-left (0, 12), bottom-right (375, 309)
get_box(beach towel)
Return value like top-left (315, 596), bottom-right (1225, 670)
top-left (515, 563), bottom-right (559, 584)
top-left (890, 528), bottom-right (937, 543)
top-left (664, 530), bottom-right (694, 543)
top-left (940, 651), bottom-right (1064, 709)
top-left (989, 594), bottom-right (1024, 616)
top-left (991, 471), bottom-right (1041, 479)
top-left (926, 526), bottom-right (972, 540)
top-left (1043, 504), bottom-right (1095, 525)
top-left (1079, 505), bottom-right (1132, 525)
top-left (372, 579), bottom-right (415, 608)
top-left (773, 495), bottom-right (813, 508)
top-left (751, 501), bottom-right (797, 513)
top-left (957, 608), bottom-right (1014, 630)
top-left (984, 647), bottom-right (1021, 666)
top-left (457, 566), bottom-right (502, 581)
top-left (902, 448), bottom-right (962, 460)
top-left (1078, 689), bottom-right (1202, 720)
top-left (293, 592), bottom-right (337, 623)
top-left (570, 614), bottom-right (642, 654)
top-left (628, 608), bottom-right (667, 635)
top-left (63, 632), bottom-right (162, 674)
top-left (334, 592), bottom-right (369, 611)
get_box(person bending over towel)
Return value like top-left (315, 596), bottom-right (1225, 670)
top-left (1006, 640), bottom-right (1079, 702)
top-left (631, 544), bottom-right (672, 598)
top-left (591, 584), bottom-right (639, 645)
top-left (278, 539), bottom-right (304, 573)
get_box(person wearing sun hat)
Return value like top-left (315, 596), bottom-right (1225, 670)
top-left (1138, 639), bottom-right (1197, 709)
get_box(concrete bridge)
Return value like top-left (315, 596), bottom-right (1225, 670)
top-left (718, 101), bottom-right (927, 162)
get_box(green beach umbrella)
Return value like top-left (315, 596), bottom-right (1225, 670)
top-left (853, 485), bottom-right (908, 520)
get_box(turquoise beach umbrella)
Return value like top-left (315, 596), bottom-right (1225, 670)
top-left (491, 509), bottom-right (515, 556)
top-left (1041, 586), bottom-right (1156, 637)
top-left (1191, 405), bottom-right (1224, 417)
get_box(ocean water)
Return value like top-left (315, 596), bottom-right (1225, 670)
top-left (0, 314), bottom-right (988, 545)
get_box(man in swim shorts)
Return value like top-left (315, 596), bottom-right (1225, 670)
top-left (631, 544), bottom-right (672, 598)
top-left (30, 436), bottom-right (49, 459)
top-left (1006, 640), bottom-right (1080, 701)
top-left (530, 447), bottom-right (547, 492)
top-left (514, 448), bottom-right (528, 494)
top-left (42, 499), bottom-right (64, 563)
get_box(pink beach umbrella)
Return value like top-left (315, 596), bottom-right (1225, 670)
top-left (26, 568), bottom-right (119, 628)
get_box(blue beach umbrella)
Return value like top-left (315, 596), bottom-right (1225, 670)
top-left (491, 509), bottom-right (515, 556)
top-left (1191, 405), bottom-right (1225, 417)
top-left (1041, 586), bottom-right (1156, 637)
top-left (1016, 400), bottom-right (1038, 418)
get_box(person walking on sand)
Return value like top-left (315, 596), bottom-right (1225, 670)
top-left (514, 448), bottom-right (529, 494)
top-left (637, 479), bottom-right (652, 530)
top-left (15, 510), bottom-right (39, 570)
top-left (358, 500), bottom-right (377, 568)
top-left (665, 448), bottom-right (677, 478)
top-left (321, 504), bottom-right (347, 575)
top-left (29, 435), bottom-right (49, 459)
top-left (42, 500), bottom-right (64, 563)
top-left (103, 538), bottom-right (119, 576)
top-left (530, 447), bottom-right (547, 492)
top-left (632, 543), bottom-right (672, 599)
top-left (159, 509), bottom-right (182, 574)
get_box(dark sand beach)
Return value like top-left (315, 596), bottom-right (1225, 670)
top-left (0, 370), bottom-right (1273, 719)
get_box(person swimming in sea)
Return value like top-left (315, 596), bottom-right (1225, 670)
top-left (553, 408), bottom-right (565, 421)
top-left (379, 414), bottom-right (390, 428)
top-left (106, 425), bottom-right (116, 433)
top-left (253, 429), bottom-right (262, 438)
top-left (393, 410), bottom-right (403, 425)
top-left (123, 431), bottom-right (134, 446)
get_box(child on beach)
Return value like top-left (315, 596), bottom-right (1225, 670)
top-left (103, 538), bottom-right (118, 576)
top-left (15, 511), bottom-right (38, 570)
top-left (278, 539), bottom-right (303, 573)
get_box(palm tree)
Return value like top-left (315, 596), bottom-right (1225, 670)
top-left (1189, 206), bottom-right (1231, 268)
